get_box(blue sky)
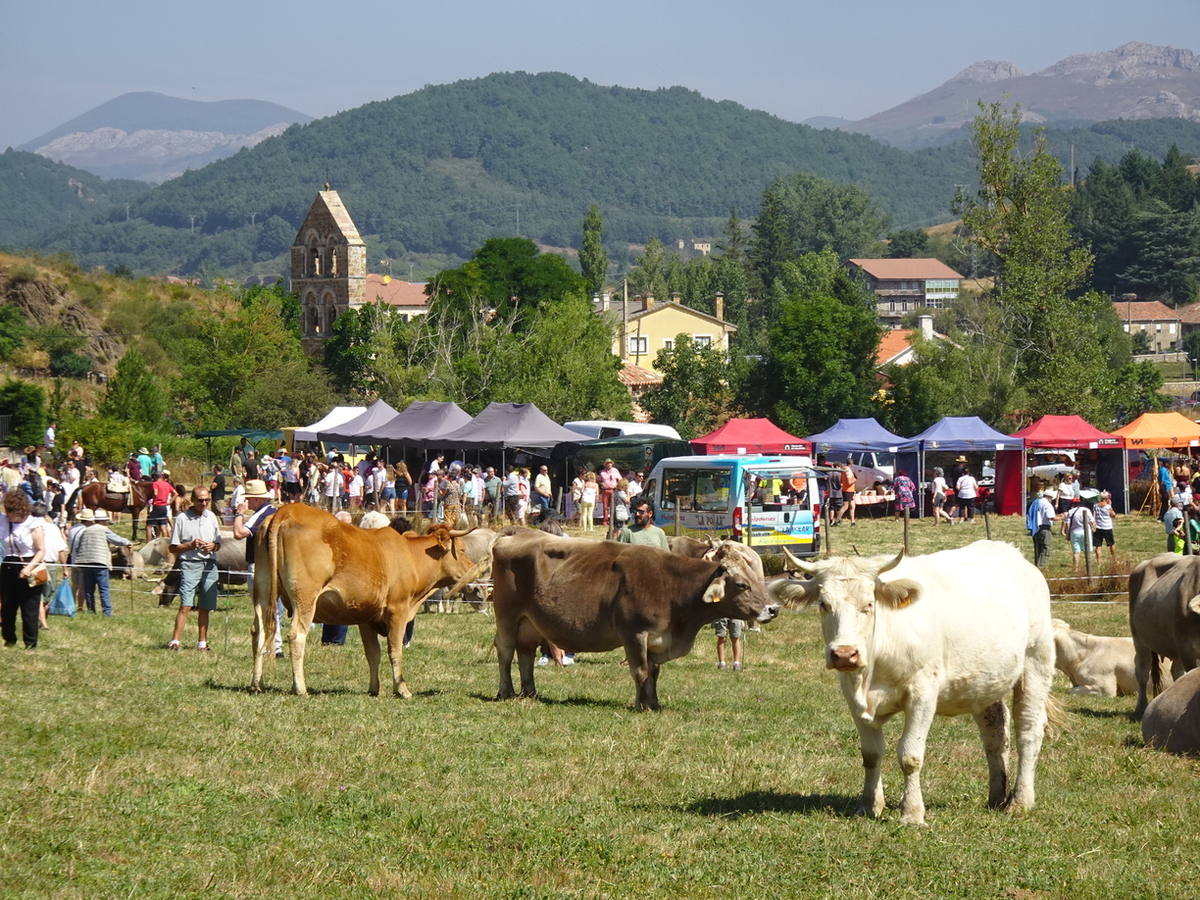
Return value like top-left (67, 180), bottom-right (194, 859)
top-left (4, 0), bottom-right (1197, 150)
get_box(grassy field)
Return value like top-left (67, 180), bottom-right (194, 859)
top-left (3, 510), bottom-right (1198, 899)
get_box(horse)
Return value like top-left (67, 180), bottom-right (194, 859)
top-left (77, 481), bottom-right (157, 540)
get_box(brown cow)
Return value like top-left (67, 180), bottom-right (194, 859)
top-left (491, 529), bottom-right (779, 710)
top-left (250, 504), bottom-right (480, 697)
top-left (1128, 553), bottom-right (1200, 717)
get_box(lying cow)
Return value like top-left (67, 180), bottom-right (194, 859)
top-left (1051, 619), bottom-right (1140, 697)
top-left (250, 503), bottom-right (479, 697)
top-left (491, 529), bottom-right (779, 710)
top-left (1142, 667), bottom-right (1200, 756)
top-left (1129, 553), bottom-right (1200, 717)
top-left (155, 538), bottom-right (248, 606)
top-left (769, 540), bottom-right (1058, 827)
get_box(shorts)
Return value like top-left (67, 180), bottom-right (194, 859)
top-left (1093, 528), bottom-right (1114, 547)
top-left (178, 560), bottom-right (219, 610)
top-left (284, 481), bottom-right (301, 497)
top-left (380, 486), bottom-right (396, 501)
top-left (841, 491), bottom-right (856, 504)
top-left (504, 495), bottom-right (521, 516)
top-left (1069, 532), bottom-right (1092, 553)
top-left (712, 618), bottom-right (744, 639)
top-left (148, 505), bottom-right (169, 526)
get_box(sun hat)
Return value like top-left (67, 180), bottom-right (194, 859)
top-left (76, 509), bottom-right (95, 522)
top-left (955, 455), bottom-right (968, 463)
top-left (243, 479), bottom-right (271, 499)
top-left (93, 509), bottom-right (109, 521)
top-left (1042, 489), bottom-right (1056, 498)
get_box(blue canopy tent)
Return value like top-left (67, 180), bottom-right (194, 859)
top-left (806, 418), bottom-right (920, 517)
top-left (911, 417), bottom-right (1025, 517)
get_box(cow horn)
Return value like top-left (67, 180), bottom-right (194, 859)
top-left (878, 550), bottom-right (904, 574)
top-left (448, 527), bottom-right (477, 538)
top-left (442, 557), bottom-right (488, 602)
top-left (783, 547), bottom-right (816, 575)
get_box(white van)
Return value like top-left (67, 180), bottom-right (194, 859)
top-left (563, 420), bottom-right (682, 441)
top-left (642, 455), bottom-right (823, 557)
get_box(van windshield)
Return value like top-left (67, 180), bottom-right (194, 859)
top-left (660, 467), bottom-right (732, 511)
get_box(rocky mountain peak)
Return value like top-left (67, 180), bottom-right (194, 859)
top-left (948, 60), bottom-right (1027, 84)
top-left (1037, 41), bottom-right (1200, 81)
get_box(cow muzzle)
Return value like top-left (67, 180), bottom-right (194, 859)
top-left (755, 603), bottom-right (780, 624)
top-left (828, 646), bottom-right (862, 671)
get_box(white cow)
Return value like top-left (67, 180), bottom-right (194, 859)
top-left (1051, 619), bottom-right (1141, 697)
top-left (770, 540), bottom-right (1058, 827)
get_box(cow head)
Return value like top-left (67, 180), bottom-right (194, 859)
top-left (423, 524), bottom-right (479, 586)
top-left (701, 558), bottom-right (779, 624)
top-left (770, 549), bottom-right (920, 672)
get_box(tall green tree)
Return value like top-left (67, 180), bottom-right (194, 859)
top-left (579, 205), bottom-right (608, 298)
top-left (740, 250), bottom-right (883, 434)
top-left (641, 334), bottom-right (730, 439)
top-left (0, 379), bottom-right (47, 450)
top-left (100, 347), bottom-right (168, 429)
top-left (955, 100), bottom-right (1120, 422)
top-left (628, 237), bottom-right (668, 300)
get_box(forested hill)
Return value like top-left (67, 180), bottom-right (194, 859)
top-left (12, 72), bottom-right (1200, 279)
top-left (22, 73), bottom-right (979, 276)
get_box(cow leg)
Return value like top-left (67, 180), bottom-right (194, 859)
top-left (511, 617), bottom-right (541, 698)
top-left (1133, 643), bottom-right (1155, 718)
top-left (359, 625), bottom-right (383, 696)
top-left (494, 622), bottom-right (518, 700)
top-left (386, 613), bottom-right (412, 699)
top-left (250, 596), bottom-right (274, 693)
top-left (853, 718), bottom-right (887, 819)
top-left (287, 609), bottom-right (313, 696)
top-left (973, 700), bottom-right (1010, 809)
top-left (624, 635), bottom-right (659, 711)
top-left (895, 700), bottom-right (937, 826)
top-left (1007, 662), bottom-right (1052, 814)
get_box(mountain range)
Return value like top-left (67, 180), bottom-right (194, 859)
top-left (842, 42), bottom-right (1200, 149)
top-left (18, 92), bottom-right (313, 182)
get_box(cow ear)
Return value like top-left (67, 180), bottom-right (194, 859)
top-left (701, 564), bottom-right (727, 603)
top-left (769, 578), bottom-right (818, 609)
top-left (1188, 595), bottom-right (1200, 616)
top-left (877, 578), bottom-right (921, 610)
top-left (436, 527), bottom-right (452, 551)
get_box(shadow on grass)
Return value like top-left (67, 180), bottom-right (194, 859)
top-left (680, 790), bottom-right (860, 819)
top-left (471, 691), bottom-right (628, 709)
top-left (204, 678), bottom-right (357, 697)
top-left (1070, 705), bottom-right (1140, 720)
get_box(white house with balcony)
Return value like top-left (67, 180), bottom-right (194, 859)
top-left (847, 258), bottom-right (964, 329)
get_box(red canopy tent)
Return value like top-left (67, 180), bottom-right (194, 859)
top-left (690, 418), bottom-right (811, 456)
top-left (1005, 415), bottom-right (1129, 514)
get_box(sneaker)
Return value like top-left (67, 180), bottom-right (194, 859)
top-left (562, 655), bottom-right (575, 666)
top-left (196, 644), bottom-right (211, 652)
top-left (536, 655), bottom-right (550, 666)
top-left (275, 650), bottom-right (285, 659)
top-left (733, 662), bottom-right (743, 672)
top-left (717, 661), bottom-right (728, 670)
top-left (167, 640), bottom-right (180, 651)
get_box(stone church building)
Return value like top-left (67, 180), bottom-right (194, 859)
top-left (290, 186), bottom-right (367, 339)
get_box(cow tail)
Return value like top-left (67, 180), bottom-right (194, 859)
top-left (1043, 695), bottom-right (1068, 740)
top-left (1149, 652), bottom-right (1163, 698)
top-left (268, 513), bottom-right (290, 617)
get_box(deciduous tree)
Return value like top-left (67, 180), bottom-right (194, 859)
top-left (579, 205), bottom-right (608, 298)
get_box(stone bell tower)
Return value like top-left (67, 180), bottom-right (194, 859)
top-left (290, 185), bottom-right (367, 342)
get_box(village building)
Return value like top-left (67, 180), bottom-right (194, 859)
top-left (595, 292), bottom-right (736, 376)
top-left (1114, 298), bottom-right (1181, 353)
top-left (847, 258), bottom-right (964, 329)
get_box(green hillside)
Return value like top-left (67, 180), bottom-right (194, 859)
top-left (9, 73), bottom-right (1200, 280)
top-left (0, 149), bottom-right (148, 249)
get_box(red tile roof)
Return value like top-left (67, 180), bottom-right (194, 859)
top-left (849, 258), bottom-right (964, 280)
top-left (617, 363), bottom-right (662, 388)
top-left (362, 275), bottom-right (428, 309)
top-left (1112, 300), bottom-right (1178, 322)
top-left (1173, 302), bottom-right (1200, 324)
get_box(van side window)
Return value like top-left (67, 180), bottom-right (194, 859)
top-left (661, 468), bottom-right (731, 511)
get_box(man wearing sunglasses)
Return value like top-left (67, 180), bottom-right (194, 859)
top-left (166, 487), bottom-right (223, 651)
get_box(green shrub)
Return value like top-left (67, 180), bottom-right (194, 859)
top-left (49, 351), bottom-right (93, 378)
top-left (8, 264), bottom-right (40, 284)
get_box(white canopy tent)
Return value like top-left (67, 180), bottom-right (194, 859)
top-left (293, 407), bottom-right (365, 443)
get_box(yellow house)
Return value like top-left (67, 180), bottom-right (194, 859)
top-left (597, 293), bottom-right (736, 375)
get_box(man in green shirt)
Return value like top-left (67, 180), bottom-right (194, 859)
top-left (616, 498), bottom-right (669, 549)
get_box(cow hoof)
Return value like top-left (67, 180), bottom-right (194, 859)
top-left (368, 689), bottom-right (380, 697)
top-left (249, 683), bottom-right (264, 694)
top-left (394, 689), bottom-right (413, 700)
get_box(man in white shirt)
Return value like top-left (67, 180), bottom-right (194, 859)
top-left (1026, 489), bottom-right (1057, 569)
top-left (166, 487), bottom-right (223, 651)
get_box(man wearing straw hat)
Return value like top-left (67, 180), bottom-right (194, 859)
top-left (231, 480), bottom-right (281, 656)
top-left (68, 508), bottom-right (131, 616)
